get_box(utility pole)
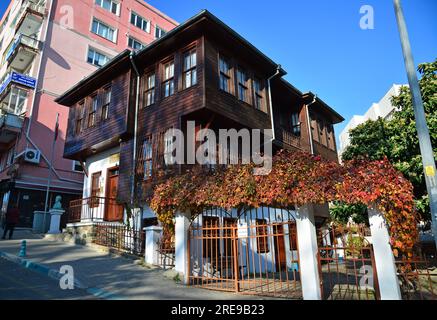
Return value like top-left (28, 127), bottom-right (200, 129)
top-left (393, 0), bottom-right (437, 249)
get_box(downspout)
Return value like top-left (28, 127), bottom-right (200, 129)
top-left (305, 94), bottom-right (317, 155)
top-left (129, 51), bottom-right (141, 212)
top-left (267, 65), bottom-right (282, 142)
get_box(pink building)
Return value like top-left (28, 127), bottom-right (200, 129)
top-left (0, 0), bottom-right (177, 227)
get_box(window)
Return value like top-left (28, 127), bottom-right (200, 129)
top-left (130, 12), bottom-right (150, 33)
top-left (142, 136), bottom-right (153, 179)
top-left (291, 112), bottom-right (301, 136)
top-left (88, 95), bottom-right (98, 127)
top-left (162, 60), bottom-right (174, 98)
top-left (219, 56), bottom-right (231, 93)
top-left (183, 48), bottom-right (197, 89)
top-left (155, 25), bottom-right (167, 39)
top-left (128, 36), bottom-right (144, 51)
top-left (8, 87), bottom-right (27, 115)
top-left (256, 219), bottom-right (269, 253)
top-left (91, 18), bottom-right (117, 42)
top-left (237, 68), bottom-right (249, 103)
top-left (143, 73), bottom-right (155, 107)
top-left (87, 48), bottom-right (110, 67)
top-left (95, 0), bottom-right (119, 15)
top-left (101, 87), bottom-right (111, 121)
top-left (75, 101), bottom-right (85, 135)
top-left (253, 78), bottom-right (264, 111)
top-left (288, 223), bottom-right (298, 251)
top-left (90, 171), bottom-right (101, 207)
top-left (73, 161), bottom-right (84, 172)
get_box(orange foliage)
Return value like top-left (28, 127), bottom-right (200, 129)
top-left (150, 150), bottom-right (418, 257)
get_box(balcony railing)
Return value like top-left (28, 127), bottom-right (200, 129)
top-left (276, 126), bottom-right (302, 150)
top-left (0, 112), bottom-right (24, 131)
top-left (67, 197), bottom-right (124, 223)
top-left (5, 34), bottom-right (42, 62)
top-left (0, 71), bottom-right (36, 98)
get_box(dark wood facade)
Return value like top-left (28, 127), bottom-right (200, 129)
top-left (57, 11), bottom-right (344, 204)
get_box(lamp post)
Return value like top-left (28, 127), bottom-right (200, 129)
top-left (393, 0), bottom-right (437, 249)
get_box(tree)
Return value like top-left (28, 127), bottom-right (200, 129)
top-left (342, 59), bottom-right (437, 222)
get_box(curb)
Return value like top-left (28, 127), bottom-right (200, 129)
top-left (0, 250), bottom-right (121, 300)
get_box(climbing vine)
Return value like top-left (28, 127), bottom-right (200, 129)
top-left (149, 150), bottom-right (418, 257)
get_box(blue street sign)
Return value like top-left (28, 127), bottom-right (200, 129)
top-left (0, 71), bottom-right (36, 96)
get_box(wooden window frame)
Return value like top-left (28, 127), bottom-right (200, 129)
top-left (162, 59), bottom-right (175, 98)
top-left (237, 67), bottom-right (250, 104)
top-left (75, 100), bottom-right (85, 136)
top-left (256, 219), bottom-right (269, 253)
top-left (143, 72), bottom-right (155, 107)
top-left (142, 136), bottom-right (153, 180)
top-left (253, 77), bottom-right (265, 112)
top-left (288, 222), bottom-right (298, 251)
top-left (87, 95), bottom-right (98, 128)
top-left (101, 86), bottom-right (111, 121)
top-left (89, 171), bottom-right (102, 208)
top-left (219, 55), bottom-right (232, 94)
top-left (290, 112), bottom-right (301, 136)
top-left (182, 47), bottom-right (197, 89)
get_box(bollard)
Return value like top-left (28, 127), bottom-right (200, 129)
top-left (18, 240), bottom-right (26, 257)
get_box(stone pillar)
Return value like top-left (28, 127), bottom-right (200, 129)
top-left (48, 209), bottom-right (65, 234)
top-left (32, 211), bottom-right (50, 233)
top-left (144, 226), bottom-right (163, 265)
top-left (368, 206), bottom-right (402, 300)
top-left (296, 204), bottom-right (322, 300)
top-left (175, 211), bottom-right (191, 284)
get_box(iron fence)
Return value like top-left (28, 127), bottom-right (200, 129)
top-left (94, 222), bottom-right (145, 257)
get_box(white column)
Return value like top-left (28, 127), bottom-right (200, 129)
top-left (48, 209), bottom-right (64, 234)
top-left (175, 210), bottom-right (191, 284)
top-left (296, 204), bottom-right (322, 300)
top-left (144, 226), bottom-right (162, 265)
top-left (368, 206), bottom-right (402, 300)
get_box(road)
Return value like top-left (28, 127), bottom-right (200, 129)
top-left (0, 257), bottom-right (97, 300)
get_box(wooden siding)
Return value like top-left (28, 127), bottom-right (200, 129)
top-left (204, 38), bottom-right (272, 131)
top-left (64, 71), bottom-right (133, 159)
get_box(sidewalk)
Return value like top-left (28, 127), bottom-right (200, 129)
top-left (0, 229), bottom-right (267, 300)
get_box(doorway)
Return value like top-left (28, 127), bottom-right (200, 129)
top-left (104, 166), bottom-right (123, 221)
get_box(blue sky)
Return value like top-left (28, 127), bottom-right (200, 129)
top-left (1, 0), bottom-right (436, 142)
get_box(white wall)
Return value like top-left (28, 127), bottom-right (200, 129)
top-left (82, 146), bottom-right (120, 220)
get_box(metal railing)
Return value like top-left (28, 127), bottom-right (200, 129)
top-left (67, 197), bottom-right (123, 223)
top-left (396, 253), bottom-right (437, 300)
top-left (94, 222), bottom-right (145, 257)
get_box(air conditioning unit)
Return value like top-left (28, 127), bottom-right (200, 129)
top-left (24, 148), bottom-right (41, 164)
